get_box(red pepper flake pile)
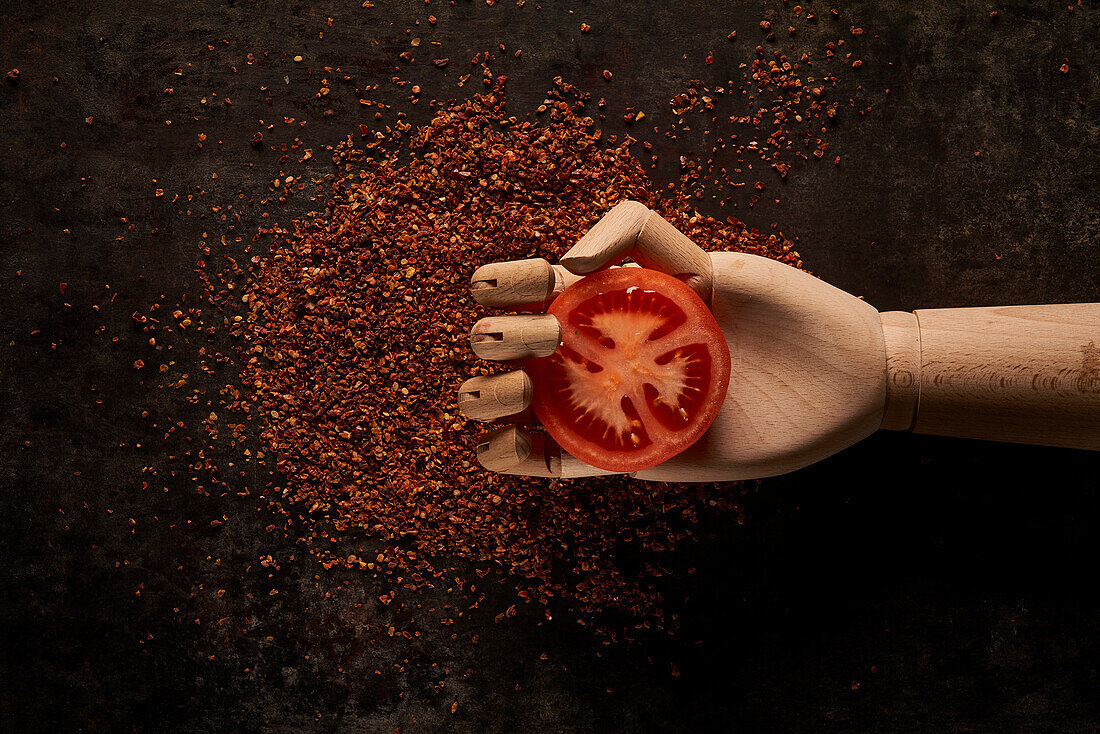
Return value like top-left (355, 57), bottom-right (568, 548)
top-left (221, 78), bottom-right (802, 633)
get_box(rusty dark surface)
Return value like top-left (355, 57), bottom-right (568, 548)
top-left (1, 1), bottom-right (1097, 731)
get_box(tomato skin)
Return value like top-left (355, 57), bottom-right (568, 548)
top-left (527, 267), bottom-right (731, 472)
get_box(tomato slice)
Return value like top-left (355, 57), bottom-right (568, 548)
top-left (527, 267), bottom-right (731, 472)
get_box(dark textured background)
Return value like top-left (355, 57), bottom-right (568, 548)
top-left (1, 1), bottom-right (1098, 731)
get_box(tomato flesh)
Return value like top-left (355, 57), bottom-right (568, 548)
top-left (527, 267), bottom-right (731, 472)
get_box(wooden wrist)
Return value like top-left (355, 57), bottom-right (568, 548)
top-left (879, 311), bottom-right (921, 431)
top-left (878, 304), bottom-right (1100, 449)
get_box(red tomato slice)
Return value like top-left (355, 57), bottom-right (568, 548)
top-left (527, 267), bottom-right (731, 472)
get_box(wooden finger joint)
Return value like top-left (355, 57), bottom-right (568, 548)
top-left (635, 212), bottom-right (714, 302)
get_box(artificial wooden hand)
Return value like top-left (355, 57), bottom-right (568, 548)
top-left (458, 201), bottom-right (1100, 481)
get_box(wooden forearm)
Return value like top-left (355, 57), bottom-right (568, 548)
top-left (880, 304), bottom-right (1100, 449)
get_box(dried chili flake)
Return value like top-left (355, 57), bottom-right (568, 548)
top-left (222, 79), bottom-right (797, 634)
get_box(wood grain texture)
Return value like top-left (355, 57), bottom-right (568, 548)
top-left (912, 304), bottom-right (1100, 449)
top-left (880, 310), bottom-right (922, 430)
top-left (635, 212), bottom-right (714, 301)
top-left (550, 264), bottom-right (584, 298)
top-left (469, 214), bottom-right (1098, 481)
top-left (469, 314), bottom-right (561, 360)
top-left (477, 425), bottom-right (562, 477)
top-left (559, 200), bottom-right (650, 273)
top-left (457, 371), bottom-right (533, 421)
top-left (476, 424), bottom-right (532, 471)
top-left (470, 258), bottom-right (555, 307)
top-left (635, 252), bottom-right (888, 482)
top-left (474, 424), bottom-right (620, 478)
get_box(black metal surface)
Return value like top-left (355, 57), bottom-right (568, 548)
top-left (1, 1), bottom-right (1098, 731)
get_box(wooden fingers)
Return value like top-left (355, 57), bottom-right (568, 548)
top-left (550, 264), bottom-right (584, 298)
top-left (559, 200), bottom-right (651, 273)
top-left (558, 200), bottom-right (712, 302)
top-left (463, 201), bottom-right (714, 480)
top-left (476, 425), bottom-right (561, 477)
top-left (470, 258), bottom-right (555, 307)
top-left (474, 425), bottom-right (623, 478)
top-left (469, 314), bottom-right (561, 360)
top-left (469, 259), bottom-right (582, 308)
top-left (457, 370), bottom-right (533, 421)
top-left (635, 211), bottom-right (713, 302)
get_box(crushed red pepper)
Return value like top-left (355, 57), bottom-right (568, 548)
top-left (103, 3), bottom-right (877, 642)
top-left (660, 27), bottom-right (868, 205)
top-left (219, 78), bottom-right (803, 632)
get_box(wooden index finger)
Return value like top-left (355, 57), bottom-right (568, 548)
top-left (470, 258), bottom-right (582, 309)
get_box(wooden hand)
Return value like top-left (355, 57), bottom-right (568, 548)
top-left (458, 201), bottom-right (1100, 481)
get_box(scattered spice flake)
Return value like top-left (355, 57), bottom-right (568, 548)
top-left (663, 39), bottom-right (866, 196)
top-left (221, 78), bottom-right (795, 634)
